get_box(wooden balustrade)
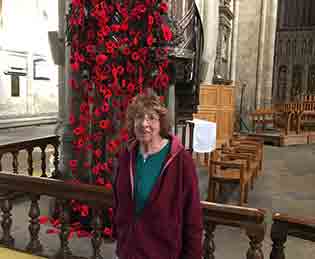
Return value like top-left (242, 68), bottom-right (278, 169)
top-left (0, 171), bottom-right (112, 259)
top-left (0, 171), bottom-right (314, 258)
top-left (252, 96), bottom-right (315, 134)
top-left (270, 213), bottom-right (315, 259)
top-left (201, 201), bottom-right (266, 259)
top-left (0, 135), bottom-right (60, 178)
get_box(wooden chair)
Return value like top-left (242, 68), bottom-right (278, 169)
top-left (208, 150), bottom-right (254, 206)
top-left (229, 138), bottom-right (263, 174)
top-left (229, 136), bottom-right (263, 172)
top-left (220, 145), bottom-right (259, 190)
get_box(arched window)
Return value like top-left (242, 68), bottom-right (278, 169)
top-left (286, 40), bottom-right (291, 56)
top-left (278, 40), bottom-right (283, 56)
top-left (291, 65), bottom-right (303, 100)
top-left (308, 65), bottom-right (315, 94)
top-left (301, 39), bottom-right (307, 56)
top-left (308, 39), bottom-right (313, 56)
top-left (277, 66), bottom-right (288, 102)
top-left (292, 39), bottom-right (297, 56)
top-left (281, 0), bottom-right (289, 26)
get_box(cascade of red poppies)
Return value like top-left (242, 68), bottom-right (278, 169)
top-left (65, 0), bottom-right (175, 236)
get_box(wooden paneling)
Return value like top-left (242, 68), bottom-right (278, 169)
top-left (194, 83), bottom-right (235, 147)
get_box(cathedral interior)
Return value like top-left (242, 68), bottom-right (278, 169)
top-left (0, 0), bottom-right (314, 259)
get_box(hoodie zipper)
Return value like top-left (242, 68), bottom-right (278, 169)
top-left (129, 148), bottom-right (182, 201)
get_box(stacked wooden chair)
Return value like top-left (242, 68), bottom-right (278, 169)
top-left (207, 135), bottom-right (264, 206)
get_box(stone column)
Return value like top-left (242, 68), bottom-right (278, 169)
top-left (57, 0), bottom-right (66, 127)
top-left (195, 0), bottom-right (204, 23)
top-left (255, 0), bottom-right (268, 108)
top-left (201, 0), bottom-right (219, 83)
top-left (262, 0), bottom-right (278, 106)
top-left (58, 0), bottom-right (73, 179)
top-left (230, 0), bottom-right (239, 82)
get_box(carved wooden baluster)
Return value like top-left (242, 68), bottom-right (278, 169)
top-left (27, 148), bottom-right (34, 176)
top-left (0, 199), bottom-right (14, 247)
top-left (53, 144), bottom-right (60, 179)
top-left (270, 221), bottom-right (288, 259)
top-left (91, 208), bottom-right (104, 259)
top-left (26, 195), bottom-right (43, 253)
top-left (203, 220), bottom-right (216, 259)
top-left (12, 151), bottom-right (19, 174)
top-left (245, 222), bottom-right (265, 259)
top-left (55, 200), bottom-right (72, 258)
top-left (40, 146), bottom-right (47, 177)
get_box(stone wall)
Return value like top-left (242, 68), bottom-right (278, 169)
top-left (235, 0), bottom-right (262, 115)
top-left (0, 0), bottom-right (59, 125)
top-left (0, 51), bottom-right (58, 121)
top-left (234, 0), bottom-right (278, 126)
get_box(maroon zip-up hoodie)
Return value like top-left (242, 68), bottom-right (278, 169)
top-left (112, 135), bottom-right (203, 259)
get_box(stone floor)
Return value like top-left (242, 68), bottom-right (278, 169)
top-left (197, 144), bottom-right (315, 259)
top-left (0, 125), bottom-right (315, 258)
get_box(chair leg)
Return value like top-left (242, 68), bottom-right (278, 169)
top-left (240, 184), bottom-right (245, 206)
top-left (250, 175), bottom-right (254, 190)
top-left (214, 183), bottom-right (220, 201)
top-left (245, 184), bottom-right (249, 203)
top-left (207, 181), bottom-right (216, 202)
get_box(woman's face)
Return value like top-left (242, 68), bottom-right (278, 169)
top-left (134, 111), bottom-right (161, 144)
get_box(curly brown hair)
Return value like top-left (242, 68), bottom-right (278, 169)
top-left (126, 94), bottom-right (171, 139)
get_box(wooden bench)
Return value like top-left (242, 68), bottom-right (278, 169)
top-left (208, 149), bottom-right (256, 206)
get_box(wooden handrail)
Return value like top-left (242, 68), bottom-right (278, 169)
top-left (270, 212), bottom-right (315, 259)
top-left (201, 201), bottom-right (265, 227)
top-left (0, 171), bottom-right (113, 208)
top-left (272, 212), bottom-right (315, 241)
top-left (0, 135), bottom-right (59, 151)
top-left (0, 171), bottom-right (113, 258)
top-left (201, 201), bottom-right (266, 259)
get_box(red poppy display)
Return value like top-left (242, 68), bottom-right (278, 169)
top-left (65, 0), bottom-right (175, 238)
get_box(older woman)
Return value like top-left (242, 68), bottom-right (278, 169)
top-left (113, 94), bottom-right (202, 259)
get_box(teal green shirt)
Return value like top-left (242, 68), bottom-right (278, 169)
top-left (135, 143), bottom-right (170, 215)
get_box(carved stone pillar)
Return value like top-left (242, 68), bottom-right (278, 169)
top-left (201, 0), bottom-right (219, 83)
top-left (262, 0), bottom-right (278, 107)
top-left (230, 0), bottom-right (239, 82)
top-left (57, 0), bottom-right (74, 180)
top-left (213, 0), bottom-right (233, 84)
top-left (255, 0), bottom-right (267, 108)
